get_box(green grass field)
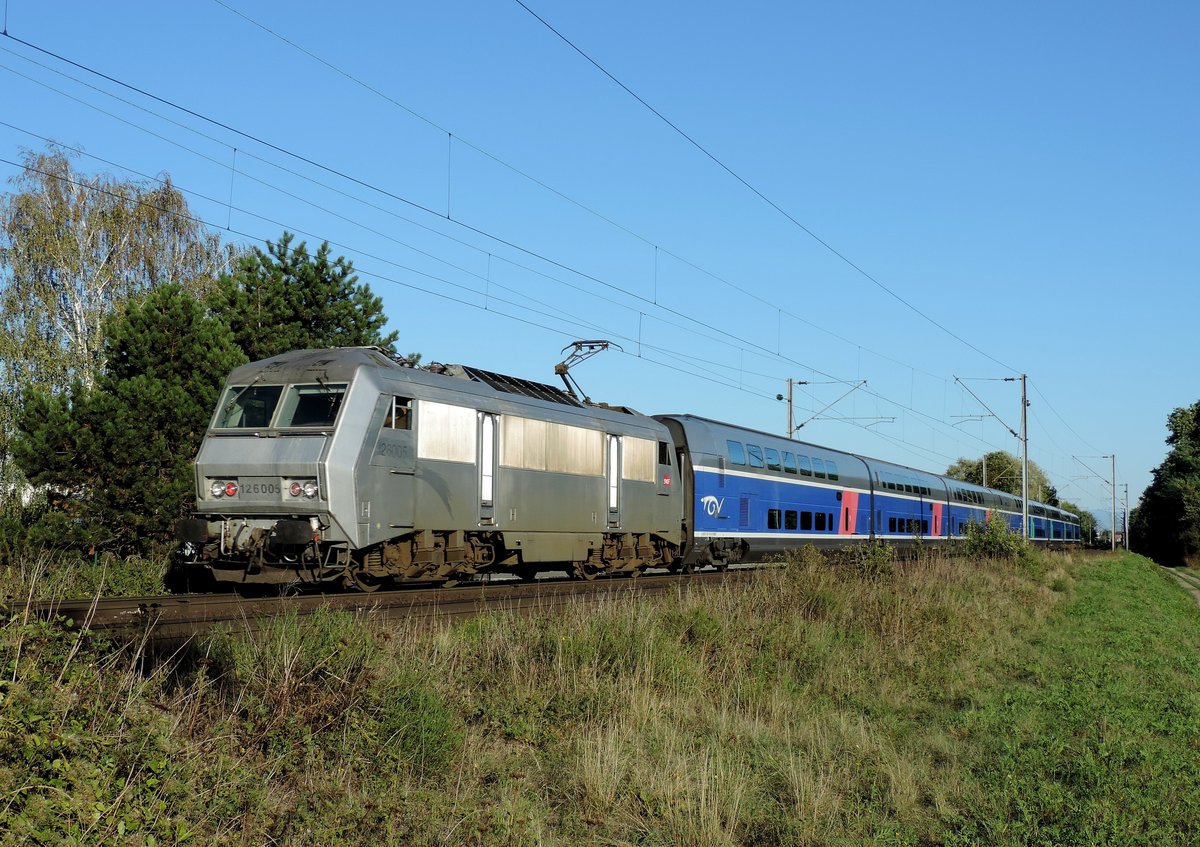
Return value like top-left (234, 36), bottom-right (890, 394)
top-left (2, 548), bottom-right (1198, 845)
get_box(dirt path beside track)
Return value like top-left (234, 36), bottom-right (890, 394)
top-left (1166, 566), bottom-right (1200, 608)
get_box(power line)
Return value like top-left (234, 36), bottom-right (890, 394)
top-left (0, 144), bottom-right (994, 479)
top-left (511, 0), bottom-right (1018, 374)
top-left (1, 32), bottom-right (1000, 440)
top-left (1030, 380), bottom-right (1103, 455)
top-left (204, 0), bottom-right (951, 383)
top-left (0, 33), bottom-right (1079, 478)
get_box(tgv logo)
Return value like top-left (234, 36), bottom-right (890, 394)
top-left (700, 495), bottom-right (725, 517)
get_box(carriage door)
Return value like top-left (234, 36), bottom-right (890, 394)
top-left (479, 413), bottom-right (497, 526)
top-left (607, 435), bottom-right (621, 528)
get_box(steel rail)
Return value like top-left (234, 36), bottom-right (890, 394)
top-left (6, 569), bottom-right (762, 647)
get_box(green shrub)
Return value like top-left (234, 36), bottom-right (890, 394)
top-left (962, 512), bottom-right (1026, 559)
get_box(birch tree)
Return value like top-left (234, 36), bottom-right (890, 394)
top-left (0, 145), bottom-right (236, 394)
top-left (0, 145), bottom-right (237, 495)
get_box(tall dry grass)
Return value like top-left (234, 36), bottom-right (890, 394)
top-left (2, 545), bottom-right (1082, 845)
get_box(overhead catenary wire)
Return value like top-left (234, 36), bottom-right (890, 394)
top-left (0, 146), bottom-right (989, 477)
top-left (202, 1), bottom-right (952, 384)
top-left (1, 29), bottom-right (992, 421)
top-left (510, 0), bottom-right (1019, 375)
top-left (0, 28), bottom-right (1105, 495)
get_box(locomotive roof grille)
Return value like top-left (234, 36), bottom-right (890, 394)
top-left (458, 365), bottom-right (586, 408)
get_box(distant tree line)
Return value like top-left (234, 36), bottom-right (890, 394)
top-left (1131, 402), bottom-right (1200, 567)
top-left (945, 450), bottom-right (1097, 542)
top-left (0, 146), bottom-right (398, 557)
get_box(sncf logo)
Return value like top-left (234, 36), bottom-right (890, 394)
top-left (700, 495), bottom-right (725, 517)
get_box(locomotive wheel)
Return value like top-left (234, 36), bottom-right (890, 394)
top-left (572, 561), bottom-right (600, 581)
top-left (346, 569), bottom-right (384, 592)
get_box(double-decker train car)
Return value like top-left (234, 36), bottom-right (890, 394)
top-left (650, 415), bottom-right (1079, 567)
top-left (178, 348), bottom-right (1080, 589)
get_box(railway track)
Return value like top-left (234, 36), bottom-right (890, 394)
top-left (7, 569), bottom-right (760, 648)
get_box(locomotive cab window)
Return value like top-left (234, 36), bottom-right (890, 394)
top-left (278, 383), bottom-right (348, 428)
top-left (658, 441), bottom-right (671, 465)
top-left (214, 384), bottom-right (283, 428)
top-left (382, 396), bottom-right (412, 430)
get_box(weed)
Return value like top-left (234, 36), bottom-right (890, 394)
top-left (2, 549), bottom-right (1197, 845)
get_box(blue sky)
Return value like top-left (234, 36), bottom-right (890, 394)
top-left (2, 1), bottom-right (1196, 528)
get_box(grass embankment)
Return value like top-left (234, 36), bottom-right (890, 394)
top-left (2, 549), bottom-right (1199, 845)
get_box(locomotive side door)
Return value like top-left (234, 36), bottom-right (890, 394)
top-left (479, 412), bottom-right (497, 526)
top-left (607, 434), bottom-right (622, 528)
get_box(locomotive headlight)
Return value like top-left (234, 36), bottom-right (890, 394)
top-left (210, 481), bottom-right (225, 498)
top-left (302, 481), bottom-right (319, 499)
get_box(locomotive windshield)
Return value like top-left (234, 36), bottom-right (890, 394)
top-left (212, 382), bottom-right (348, 428)
top-left (214, 384), bottom-right (283, 428)
top-left (277, 383), bottom-right (348, 427)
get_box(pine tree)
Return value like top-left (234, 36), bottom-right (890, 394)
top-left (212, 231), bottom-right (397, 362)
top-left (13, 285), bottom-right (245, 553)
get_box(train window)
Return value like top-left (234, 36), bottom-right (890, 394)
top-left (922, 520), bottom-right (929, 535)
top-left (800, 511), bottom-right (813, 530)
top-left (812, 458), bottom-right (826, 479)
top-left (799, 455), bottom-right (812, 476)
top-left (747, 445), bottom-right (765, 468)
top-left (727, 440), bottom-right (746, 465)
top-left (766, 448), bottom-right (781, 471)
top-left (418, 402), bottom-right (478, 463)
top-left (785, 510), bottom-right (798, 530)
top-left (382, 396), bottom-right (412, 430)
top-left (888, 517), bottom-right (897, 533)
top-left (767, 509), bottom-right (781, 530)
top-left (658, 441), bottom-right (671, 465)
top-left (783, 452), bottom-right (797, 474)
top-left (828, 512), bottom-right (834, 530)
top-left (815, 512), bottom-right (826, 531)
top-left (826, 460), bottom-right (838, 481)
top-left (214, 384), bottom-right (283, 428)
top-left (279, 383), bottom-right (348, 428)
